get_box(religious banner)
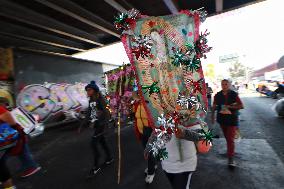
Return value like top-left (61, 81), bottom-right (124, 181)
top-left (114, 9), bottom-right (213, 182)
top-left (105, 65), bottom-right (135, 120)
top-left (118, 9), bottom-right (211, 129)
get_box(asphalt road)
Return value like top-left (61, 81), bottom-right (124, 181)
top-left (9, 92), bottom-right (284, 189)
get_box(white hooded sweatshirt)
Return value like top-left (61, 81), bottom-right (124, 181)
top-left (161, 124), bottom-right (201, 173)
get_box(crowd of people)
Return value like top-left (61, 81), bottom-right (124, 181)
top-left (0, 79), bottom-right (244, 189)
top-left (78, 79), bottom-right (243, 189)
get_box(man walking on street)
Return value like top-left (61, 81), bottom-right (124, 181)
top-left (79, 81), bottom-right (114, 177)
top-left (212, 79), bottom-right (244, 167)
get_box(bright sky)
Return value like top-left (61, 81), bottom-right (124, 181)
top-left (73, 0), bottom-right (284, 70)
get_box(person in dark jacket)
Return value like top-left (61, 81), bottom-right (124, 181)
top-left (78, 81), bottom-right (113, 176)
top-left (212, 79), bottom-right (244, 167)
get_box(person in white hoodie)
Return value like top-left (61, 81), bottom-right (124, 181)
top-left (144, 124), bottom-right (205, 189)
top-left (161, 125), bottom-right (203, 189)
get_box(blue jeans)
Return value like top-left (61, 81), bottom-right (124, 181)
top-left (4, 143), bottom-right (38, 171)
top-left (18, 144), bottom-right (38, 171)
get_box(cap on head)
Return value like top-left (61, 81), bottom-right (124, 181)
top-left (85, 80), bottom-right (100, 92)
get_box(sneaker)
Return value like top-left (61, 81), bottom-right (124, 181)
top-left (144, 168), bottom-right (148, 175)
top-left (87, 167), bottom-right (101, 178)
top-left (144, 165), bottom-right (158, 175)
top-left (145, 173), bottom-right (155, 184)
top-left (20, 167), bottom-right (41, 178)
top-left (105, 158), bottom-right (114, 165)
top-left (228, 157), bottom-right (236, 167)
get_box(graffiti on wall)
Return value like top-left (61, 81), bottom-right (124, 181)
top-left (0, 81), bottom-right (14, 107)
top-left (0, 48), bottom-right (14, 80)
top-left (16, 82), bottom-right (88, 122)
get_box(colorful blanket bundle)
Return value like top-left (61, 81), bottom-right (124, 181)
top-left (0, 123), bottom-right (19, 150)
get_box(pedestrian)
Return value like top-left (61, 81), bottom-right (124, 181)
top-left (160, 125), bottom-right (204, 189)
top-left (0, 106), bottom-right (16, 189)
top-left (230, 82), bottom-right (242, 141)
top-left (78, 81), bottom-right (114, 177)
top-left (206, 83), bottom-right (213, 111)
top-left (0, 105), bottom-right (41, 178)
top-left (0, 155), bottom-right (16, 189)
top-left (212, 79), bottom-right (244, 167)
top-left (132, 92), bottom-right (157, 184)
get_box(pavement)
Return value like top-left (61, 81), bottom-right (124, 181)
top-left (7, 92), bottom-right (284, 189)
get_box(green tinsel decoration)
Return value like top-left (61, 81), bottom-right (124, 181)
top-left (201, 129), bottom-right (214, 145)
top-left (171, 49), bottom-right (185, 67)
top-left (114, 13), bottom-right (129, 30)
top-left (142, 81), bottom-right (160, 96)
top-left (114, 13), bottom-right (128, 24)
top-left (156, 148), bottom-right (168, 161)
top-left (185, 57), bottom-right (201, 72)
top-left (185, 43), bottom-right (194, 54)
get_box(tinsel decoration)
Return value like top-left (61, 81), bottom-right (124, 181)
top-left (200, 129), bottom-right (214, 145)
top-left (171, 49), bottom-right (187, 67)
top-left (114, 9), bottom-right (140, 31)
top-left (131, 35), bottom-right (153, 59)
top-left (146, 111), bottom-right (213, 160)
top-left (146, 127), bottom-right (172, 160)
top-left (185, 43), bottom-right (195, 55)
top-left (157, 114), bottom-right (176, 135)
top-left (177, 93), bottom-right (206, 112)
top-left (156, 148), bottom-right (168, 161)
top-left (180, 8), bottom-right (208, 23)
top-left (171, 27), bottom-right (212, 72)
top-left (193, 8), bottom-right (208, 23)
top-left (177, 93), bottom-right (193, 110)
top-left (171, 111), bottom-right (181, 125)
top-left (142, 81), bottom-right (160, 96)
top-left (195, 30), bottom-right (212, 59)
top-left (144, 113), bottom-right (179, 160)
top-left (185, 57), bottom-right (201, 72)
top-left (186, 78), bottom-right (204, 94)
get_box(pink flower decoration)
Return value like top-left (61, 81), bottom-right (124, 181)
top-left (108, 75), bottom-right (114, 81)
top-left (188, 32), bottom-right (193, 36)
top-left (124, 91), bottom-right (132, 97)
top-left (113, 75), bottom-right (119, 80)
